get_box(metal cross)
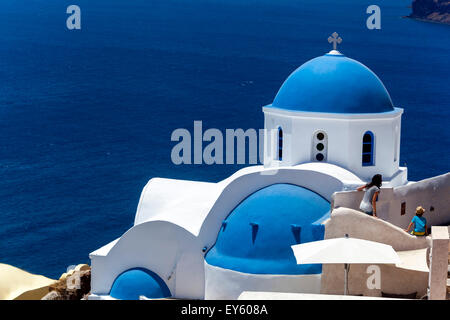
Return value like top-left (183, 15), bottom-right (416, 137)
top-left (328, 32), bottom-right (342, 51)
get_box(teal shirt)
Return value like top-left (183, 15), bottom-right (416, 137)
top-left (412, 216), bottom-right (426, 233)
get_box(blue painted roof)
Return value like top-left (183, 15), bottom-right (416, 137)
top-left (270, 53), bottom-right (394, 114)
top-left (205, 184), bottom-right (330, 275)
top-left (109, 268), bottom-right (171, 300)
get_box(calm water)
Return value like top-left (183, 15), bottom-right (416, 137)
top-left (0, 0), bottom-right (448, 278)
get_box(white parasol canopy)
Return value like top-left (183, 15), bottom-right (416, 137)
top-left (291, 236), bottom-right (400, 265)
top-left (291, 235), bottom-right (400, 295)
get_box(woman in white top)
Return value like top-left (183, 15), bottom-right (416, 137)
top-left (357, 174), bottom-right (382, 218)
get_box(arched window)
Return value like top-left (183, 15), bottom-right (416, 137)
top-left (362, 131), bottom-right (374, 166)
top-left (277, 127), bottom-right (283, 161)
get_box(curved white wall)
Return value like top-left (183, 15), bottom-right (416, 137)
top-left (90, 164), bottom-right (360, 299)
top-left (196, 165), bottom-right (351, 252)
top-left (90, 221), bottom-right (205, 299)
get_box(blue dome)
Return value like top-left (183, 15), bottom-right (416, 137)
top-left (205, 184), bottom-right (330, 275)
top-left (271, 53), bottom-right (394, 114)
top-left (109, 268), bottom-right (171, 300)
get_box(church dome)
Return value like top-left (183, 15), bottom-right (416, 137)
top-left (109, 268), bottom-right (171, 300)
top-left (271, 52), bottom-right (395, 114)
top-left (205, 184), bottom-right (330, 275)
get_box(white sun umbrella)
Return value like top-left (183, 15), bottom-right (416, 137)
top-left (291, 234), bottom-right (400, 295)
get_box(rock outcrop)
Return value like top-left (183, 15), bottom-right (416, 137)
top-left (409, 0), bottom-right (450, 24)
top-left (41, 264), bottom-right (91, 300)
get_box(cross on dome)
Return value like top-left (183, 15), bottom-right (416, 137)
top-left (328, 32), bottom-right (342, 54)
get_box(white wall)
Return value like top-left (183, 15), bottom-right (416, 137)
top-left (204, 262), bottom-right (321, 300)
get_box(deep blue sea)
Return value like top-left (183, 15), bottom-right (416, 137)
top-left (0, 0), bottom-right (448, 279)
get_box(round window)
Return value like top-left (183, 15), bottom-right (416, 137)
top-left (316, 132), bottom-right (324, 141)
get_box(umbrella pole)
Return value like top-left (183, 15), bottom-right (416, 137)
top-left (344, 263), bottom-right (349, 295)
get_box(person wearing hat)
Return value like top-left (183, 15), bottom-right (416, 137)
top-left (404, 206), bottom-right (428, 236)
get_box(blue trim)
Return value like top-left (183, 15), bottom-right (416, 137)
top-left (278, 127), bottom-right (283, 161)
top-left (362, 131), bottom-right (374, 166)
top-left (109, 268), bottom-right (171, 300)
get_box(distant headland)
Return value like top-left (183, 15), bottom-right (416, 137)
top-left (408, 0), bottom-right (450, 24)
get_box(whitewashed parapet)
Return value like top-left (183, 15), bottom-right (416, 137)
top-left (332, 173), bottom-right (450, 228)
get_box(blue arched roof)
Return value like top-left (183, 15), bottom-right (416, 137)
top-left (109, 268), bottom-right (171, 300)
top-left (205, 184), bottom-right (330, 275)
top-left (270, 53), bottom-right (395, 114)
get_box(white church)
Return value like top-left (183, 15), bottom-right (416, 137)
top-left (88, 34), bottom-right (449, 300)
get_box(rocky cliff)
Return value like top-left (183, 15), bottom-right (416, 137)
top-left (409, 0), bottom-right (450, 24)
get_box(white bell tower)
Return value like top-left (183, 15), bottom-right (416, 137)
top-left (262, 33), bottom-right (408, 186)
